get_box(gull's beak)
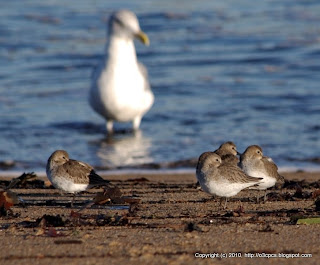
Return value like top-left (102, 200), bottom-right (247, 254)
top-left (135, 31), bottom-right (150, 46)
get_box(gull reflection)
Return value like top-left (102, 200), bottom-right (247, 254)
top-left (96, 131), bottom-right (153, 168)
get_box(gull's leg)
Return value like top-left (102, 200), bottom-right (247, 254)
top-left (71, 193), bottom-right (76, 208)
top-left (133, 116), bottom-right (142, 131)
top-left (106, 120), bottom-right (114, 134)
top-left (263, 190), bottom-right (268, 203)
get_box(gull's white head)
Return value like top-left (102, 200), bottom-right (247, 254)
top-left (108, 10), bottom-right (149, 45)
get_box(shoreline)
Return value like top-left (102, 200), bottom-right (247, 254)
top-left (0, 168), bottom-right (320, 182)
top-left (0, 170), bottom-right (319, 186)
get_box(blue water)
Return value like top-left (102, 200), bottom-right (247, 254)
top-left (1, 0), bottom-right (320, 172)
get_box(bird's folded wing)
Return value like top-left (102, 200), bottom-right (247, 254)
top-left (88, 170), bottom-right (110, 186)
top-left (262, 156), bottom-right (281, 180)
top-left (219, 165), bottom-right (262, 183)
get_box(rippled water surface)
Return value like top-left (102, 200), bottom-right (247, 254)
top-left (1, 0), bottom-right (320, 172)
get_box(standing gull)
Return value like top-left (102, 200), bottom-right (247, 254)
top-left (90, 10), bottom-right (154, 133)
top-left (239, 145), bottom-right (284, 202)
top-left (46, 150), bottom-right (110, 206)
top-left (196, 152), bottom-right (262, 209)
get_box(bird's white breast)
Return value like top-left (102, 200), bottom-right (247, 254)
top-left (202, 178), bottom-right (258, 197)
top-left (90, 38), bottom-right (154, 121)
top-left (50, 175), bottom-right (88, 193)
top-left (245, 169), bottom-right (276, 190)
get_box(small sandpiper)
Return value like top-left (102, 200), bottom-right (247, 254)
top-left (196, 152), bottom-right (262, 208)
top-left (239, 145), bottom-right (284, 202)
top-left (214, 141), bottom-right (240, 165)
top-left (46, 150), bottom-right (110, 206)
top-left (195, 141), bottom-right (240, 189)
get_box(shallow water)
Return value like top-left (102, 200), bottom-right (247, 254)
top-left (0, 0), bottom-right (320, 172)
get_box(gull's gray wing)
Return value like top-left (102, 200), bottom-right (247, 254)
top-left (138, 61), bottom-right (152, 92)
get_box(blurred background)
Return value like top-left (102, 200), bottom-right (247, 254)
top-left (0, 0), bottom-right (320, 172)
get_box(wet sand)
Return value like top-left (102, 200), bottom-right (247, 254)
top-left (0, 171), bottom-right (319, 265)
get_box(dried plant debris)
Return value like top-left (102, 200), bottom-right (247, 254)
top-left (37, 214), bottom-right (67, 227)
top-left (292, 186), bottom-right (312, 199)
top-left (0, 190), bottom-right (21, 216)
top-left (2, 172), bottom-right (45, 190)
top-left (93, 187), bottom-right (141, 206)
top-left (184, 222), bottom-right (203, 232)
top-left (283, 179), bottom-right (320, 189)
top-left (94, 187), bottom-right (123, 204)
top-left (312, 189), bottom-right (320, 199)
top-left (126, 177), bottom-right (149, 182)
top-left (15, 211), bottom-right (131, 230)
top-left (68, 186), bottom-right (142, 212)
top-left (263, 189), bottom-right (312, 202)
top-left (315, 198), bottom-right (320, 211)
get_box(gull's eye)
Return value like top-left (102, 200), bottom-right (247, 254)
top-left (114, 17), bottom-right (125, 28)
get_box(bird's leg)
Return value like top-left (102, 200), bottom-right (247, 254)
top-left (71, 193), bottom-right (76, 208)
top-left (219, 197), bottom-right (228, 209)
top-left (256, 192), bottom-right (260, 204)
top-left (223, 197), bottom-right (228, 209)
top-left (106, 120), bottom-right (114, 134)
top-left (132, 116), bottom-right (142, 131)
top-left (223, 198), bottom-right (228, 209)
top-left (263, 190), bottom-right (268, 203)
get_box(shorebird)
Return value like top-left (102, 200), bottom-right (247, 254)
top-left (46, 150), bottom-right (110, 206)
top-left (239, 145), bottom-right (284, 202)
top-left (195, 142), bottom-right (240, 189)
top-left (90, 10), bottom-right (154, 133)
top-left (196, 152), bottom-right (262, 209)
top-left (214, 141), bottom-right (240, 165)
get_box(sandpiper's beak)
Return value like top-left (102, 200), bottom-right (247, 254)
top-left (236, 151), bottom-right (242, 156)
top-left (135, 31), bottom-right (150, 46)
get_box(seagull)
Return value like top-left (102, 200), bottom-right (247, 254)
top-left (89, 10), bottom-right (154, 133)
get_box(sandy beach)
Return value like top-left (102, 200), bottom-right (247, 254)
top-left (0, 170), bottom-right (319, 265)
